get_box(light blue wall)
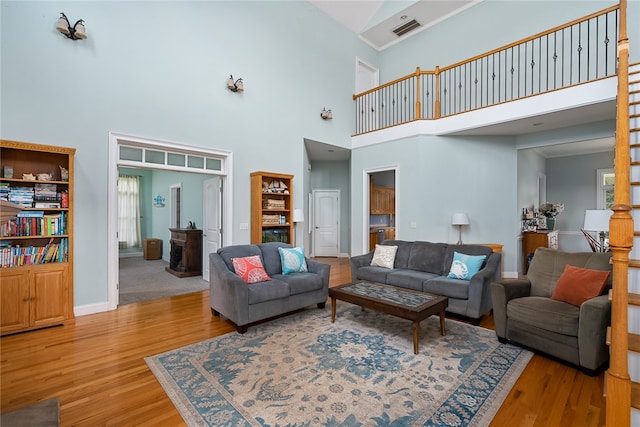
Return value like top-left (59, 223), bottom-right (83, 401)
top-left (1, 1), bottom-right (377, 308)
top-left (350, 135), bottom-right (519, 272)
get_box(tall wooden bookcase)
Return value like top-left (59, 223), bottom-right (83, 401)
top-left (0, 140), bottom-right (75, 335)
top-left (250, 171), bottom-right (293, 244)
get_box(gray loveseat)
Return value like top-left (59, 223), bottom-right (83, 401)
top-left (491, 247), bottom-right (612, 374)
top-left (350, 240), bottom-right (501, 323)
top-left (210, 242), bottom-right (330, 333)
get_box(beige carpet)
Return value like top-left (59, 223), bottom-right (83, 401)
top-left (118, 256), bottom-right (208, 305)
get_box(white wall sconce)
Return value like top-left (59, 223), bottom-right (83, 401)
top-left (56, 13), bottom-right (87, 40)
top-left (227, 75), bottom-right (244, 92)
top-left (451, 212), bottom-right (469, 245)
top-left (320, 108), bottom-right (333, 120)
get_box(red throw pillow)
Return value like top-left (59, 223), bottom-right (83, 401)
top-left (231, 255), bottom-right (271, 284)
top-left (551, 264), bottom-right (610, 306)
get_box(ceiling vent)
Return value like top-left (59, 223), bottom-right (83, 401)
top-left (392, 19), bottom-right (421, 37)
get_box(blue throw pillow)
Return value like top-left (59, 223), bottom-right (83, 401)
top-left (447, 251), bottom-right (486, 280)
top-left (278, 246), bottom-right (308, 275)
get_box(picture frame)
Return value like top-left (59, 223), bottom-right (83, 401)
top-left (537, 216), bottom-right (547, 230)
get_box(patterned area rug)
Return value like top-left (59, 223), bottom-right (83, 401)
top-left (146, 304), bottom-right (532, 426)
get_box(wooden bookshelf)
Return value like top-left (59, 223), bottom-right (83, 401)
top-left (250, 171), bottom-right (293, 244)
top-left (0, 140), bottom-right (75, 335)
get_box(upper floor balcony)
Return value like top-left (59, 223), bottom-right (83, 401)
top-left (352, 5), bottom-right (620, 147)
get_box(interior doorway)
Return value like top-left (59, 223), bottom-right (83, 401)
top-left (365, 168), bottom-right (397, 252)
top-left (107, 132), bottom-right (232, 310)
top-left (312, 189), bottom-right (340, 257)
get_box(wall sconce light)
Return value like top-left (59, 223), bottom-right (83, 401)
top-left (56, 13), bottom-right (87, 40)
top-left (227, 75), bottom-right (244, 92)
top-left (451, 212), bottom-right (469, 245)
top-left (153, 194), bottom-right (165, 208)
top-left (320, 108), bottom-right (333, 120)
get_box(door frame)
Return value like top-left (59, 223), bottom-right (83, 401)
top-left (311, 189), bottom-right (340, 257)
top-left (107, 132), bottom-right (233, 311)
top-left (363, 166), bottom-right (398, 253)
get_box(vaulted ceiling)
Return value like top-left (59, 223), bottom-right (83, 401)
top-left (308, 0), bottom-right (478, 50)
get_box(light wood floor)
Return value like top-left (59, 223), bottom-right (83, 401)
top-left (1, 258), bottom-right (605, 426)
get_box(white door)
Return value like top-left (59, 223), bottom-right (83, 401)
top-left (313, 190), bottom-right (339, 257)
top-left (356, 58), bottom-right (379, 130)
top-left (202, 177), bottom-right (221, 281)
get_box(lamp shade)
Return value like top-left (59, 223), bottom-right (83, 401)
top-left (293, 208), bottom-right (304, 223)
top-left (583, 209), bottom-right (610, 231)
top-left (451, 213), bottom-right (469, 226)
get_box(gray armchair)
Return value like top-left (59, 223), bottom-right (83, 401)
top-left (491, 247), bottom-right (612, 374)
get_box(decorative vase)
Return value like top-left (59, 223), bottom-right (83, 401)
top-left (546, 217), bottom-right (555, 231)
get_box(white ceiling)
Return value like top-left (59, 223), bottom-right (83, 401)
top-left (308, 0), bottom-right (479, 50)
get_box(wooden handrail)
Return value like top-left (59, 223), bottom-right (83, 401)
top-left (439, 4), bottom-right (619, 73)
top-left (606, 0), bottom-right (632, 425)
top-left (353, 5), bottom-right (619, 99)
top-left (353, 69), bottom-right (436, 100)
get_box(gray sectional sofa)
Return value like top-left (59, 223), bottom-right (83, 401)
top-left (209, 242), bottom-right (330, 332)
top-left (350, 240), bottom-right (501, 323)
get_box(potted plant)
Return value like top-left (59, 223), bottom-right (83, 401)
top-left (538, 202), bottom-right (564, 230)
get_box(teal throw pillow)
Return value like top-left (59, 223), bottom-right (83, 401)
top-left (447, 251), bottom-right (486, 280)
top-left (278, 246), bottom-right (308, 275)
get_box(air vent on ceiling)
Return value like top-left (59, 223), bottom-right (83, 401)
top-left (392, 19), bottom-right (421, 37)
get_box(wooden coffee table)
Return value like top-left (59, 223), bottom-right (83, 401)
top-left (329, 281), bottom-right (448, 355)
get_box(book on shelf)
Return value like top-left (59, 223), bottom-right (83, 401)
top-left (0, 237), bottom-right (68, 268)
top-left (34, 183), bottom-right (57, 196)
top-left (1, 211), bottom-right (66, 237)
top-left (17, 210), bottom-right (44, 218)
top-left (34, 202), bottom-right (61, 208)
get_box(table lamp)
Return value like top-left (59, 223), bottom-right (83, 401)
top-left (452, 213), bottom-right (469, 245)
top-left (582, 209), bottom-right (610, 252)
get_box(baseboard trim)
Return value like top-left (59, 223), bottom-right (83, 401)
top-left (74, 302), bottom-right (110, 317)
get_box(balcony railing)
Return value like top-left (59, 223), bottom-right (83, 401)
top-left (353, 5), bottom-right (619, 135)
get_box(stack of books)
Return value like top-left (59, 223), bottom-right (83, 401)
top-left (34, 183), bottom-right (61, 208)
top-left (8, 186), bottom-right (34, 207)
top-left (0, 183), bottom-right (9, 201)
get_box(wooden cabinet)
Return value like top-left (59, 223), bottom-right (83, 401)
top-left (370, 184), bottom-right (395, 214)
top-left (1, 264), bottom-right (69, 335)
top-left (522, 231), bottom-right (559, 274)
top-left (0, 140), bottom-right (75, 336)
top-left (166, 228), bottom-right (202, 278)
top-left (251, 171), bottom-right (293, 244)
top-left (369, 228), bottom-right (396, 251)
